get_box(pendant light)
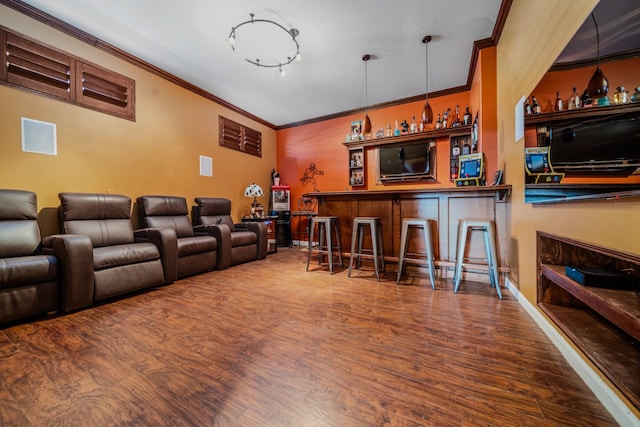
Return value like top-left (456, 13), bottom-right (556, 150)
top-left (362, 54), bottom-right (372, 138)
top-left (421, 35), bottom-right (433, 129)
top-left (587, 13), bottom-right (609, 105)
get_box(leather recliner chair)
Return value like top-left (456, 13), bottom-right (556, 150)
top-left (57, 192), bottom-right (177, 307)
top-left (0, 189), bottom-right (88, 325)
top-left (191, 197), bottom-right (267, 269)
top-left (136, 195), bottom-right (218, 278)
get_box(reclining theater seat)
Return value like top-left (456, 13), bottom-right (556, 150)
top-left (192, 197), bottom-right (267, 270)
top-left (0, 189), bottom-right (59, 325)
top-left (137, 195), bottom-right (217, 278)
top-left (58, 192), bottom-right (176, 305)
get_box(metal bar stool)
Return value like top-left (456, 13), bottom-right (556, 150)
top-left (306, 216), bottom-right (343, 274)
top-left (397, 218), bottom-right (436, 289)
top-left (348, 217), bottom-right (385, 281)
top-left (453, 219), bottom-right (501, 299)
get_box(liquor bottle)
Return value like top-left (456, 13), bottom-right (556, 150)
top-left (463, 106), bottom-right (472, 125)
top-left (410, 116), bottom-right (417, 133)
top-left (567, 87), bottom-right (579, 110)
top-left (524, 98), bottom-right (532, 115)
top-left (450, 161), bottom-right (458, 180)
top-left (442, 109), bottom-right (450, 128)
top-left (435, 114), bottom-right (442, 130)
top-left (462, 137), bottom-right (471, 155)
top-left (385, 123), bottom-right (392, 137)
top-left (394, 120), bottom-right (401, 136)
top-left (452, 105), bottom-right (461, 127)
top-left (451, 138), bottom-right (461, 157)
top-left (554, 91), bottom-right (563, 111)
top-left (581, 89), bottom-right (592, 107)
top-left (531, 96), bottom-right (541, 114)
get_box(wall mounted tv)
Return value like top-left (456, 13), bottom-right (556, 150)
top-left (378, 141), bottom-right (436, 183)
top-left (548, 113), bottom-right (640, 176)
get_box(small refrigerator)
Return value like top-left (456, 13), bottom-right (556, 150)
top-left (271, 185), bottom-right (290, 211)
top-left (272, 185), bottom-right (292, 247)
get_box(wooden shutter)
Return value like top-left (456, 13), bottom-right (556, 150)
top-left (219, 116), bottom-right (262, 157)
top-left (5, 32), bottom-right (73, 100)
top-left (77, 62), bottom-right (134, 120)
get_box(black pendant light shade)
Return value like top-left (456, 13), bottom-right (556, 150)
top-left (587, 13), bottom-right (609, 102)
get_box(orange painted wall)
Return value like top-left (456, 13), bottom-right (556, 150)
top-left (276, 92), bottom-right (482, 204)
top-left (0, 6), bottom-right (278, 235)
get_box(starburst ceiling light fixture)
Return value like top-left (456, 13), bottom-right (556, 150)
top-left (227, 13), bottom-right (301, 76)
top-left (421, 35), bottom-right (434, 129)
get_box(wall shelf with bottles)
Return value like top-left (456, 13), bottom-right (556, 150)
top-left (449, 134), bottom-right (473, 181)
top-left (348, 146), bottom-right (365, 187)
top-left (524, 102), bottom-right (640, 125)
top-left (343, 125), bottom-right (471, 149)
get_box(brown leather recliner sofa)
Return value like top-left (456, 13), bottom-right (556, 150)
top-left (191, 197), bottom-right (267, 269)
top-left (56, 192), bottom-right (178, 307)
top-left (136, 195), bottom-right (218, 278)
top-left (0, 189), bottom-right (88, 325)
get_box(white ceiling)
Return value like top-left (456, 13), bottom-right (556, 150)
top-left (19, 0), bottom-right (503, 127)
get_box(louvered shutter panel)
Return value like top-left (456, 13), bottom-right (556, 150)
top-left (78, 62), bottom-right (134, 119)
top-left (5, 33), bottom-right (72, 100)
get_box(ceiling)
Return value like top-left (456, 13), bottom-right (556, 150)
top-left (13, 1), bottom-right (640, 128)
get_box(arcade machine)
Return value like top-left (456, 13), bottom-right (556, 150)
top-left (454, 153), bottom-right (486, 187)
top-left (524, 146), bottom-right (564, 184)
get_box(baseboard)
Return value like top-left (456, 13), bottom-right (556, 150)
top-left (505, 278), bottom-right (640, 426)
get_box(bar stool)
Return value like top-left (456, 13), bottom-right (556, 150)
top-left (396, 218), bottom-right (436, 289)
top-left (306, 216), bottom-right (343, 274)
top-left (453, 219), bottom-right (501, 299)
top-left (348, 217), bottom-right (385, 281)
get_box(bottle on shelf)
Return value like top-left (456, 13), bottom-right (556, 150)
top-left (450, 161), bottom-right (458, 180)
top-left (410, 116), bottom-right (417, 133)
top-left (435, 114), bottom-right (442, 130)
top-left (462, 137), bottom-right (471, 155)
top-left (581, 89), bottom-right (592, 107)
top-left (394, 120), bottom-right (401, 136)
top-left (614, 86), bottom-right (629, 104)
top-left (531, 96), bottom-right (541, 114)
top-left (567, 87), bottom-right (580, 110)
top-left (385, 123), bottom-right (392, 137)
top-left (452, 105), bottom-right (461, 127)
top-left (442, 108), bottom-right (450, 128)
top-left (524, 98), bottom-right (532, 115)
top-left (463, 106), bottom-right (472, 125)
top-left (451, 138), bottom-right (461, 158)
top-left (554, 91), bottom-right (563, 111)
top-left (631, 86), bottom-right (640, 103)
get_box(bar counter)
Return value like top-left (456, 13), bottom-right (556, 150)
top-left (304, 185), bottom-right (512, 281)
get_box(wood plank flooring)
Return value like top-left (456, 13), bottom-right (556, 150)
top-left (0, 248), bottom-right (619, 426)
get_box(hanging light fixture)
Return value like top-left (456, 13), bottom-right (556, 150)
top-left (362, 54), bottom-right (372, 139)
top-left (421, 35), bottom-right (434, 130)
top-left (587, 12), bottom-right (609, 105)
top-left (227, 13), bottom-right (301, 75)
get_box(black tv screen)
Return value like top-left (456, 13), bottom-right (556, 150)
top-left (549, 115), bottom-right (640, 167)
top-left (379, 143), bottom-right (430, 177)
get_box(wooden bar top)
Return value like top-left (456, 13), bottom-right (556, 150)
top-left (305, 185), bottom-right (511, 202)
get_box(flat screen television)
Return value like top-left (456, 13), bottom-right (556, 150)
top-left (548, 113), bottom-right (640, 176)
top-left (378, 142), bottom-right (435, 182)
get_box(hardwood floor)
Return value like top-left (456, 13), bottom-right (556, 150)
top-left (0, 248), bottom-right (619, 426)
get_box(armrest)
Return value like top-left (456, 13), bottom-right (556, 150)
top-left (42, 234), bottom-right (94, 312)
top-left (201, 224), bottom-right (231, 269)
top-left (241, 222), bottom-right (268, 259)
top-left (135, 227), bottom-right (178, 284)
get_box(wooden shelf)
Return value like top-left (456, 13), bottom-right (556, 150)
top-left (524, 102), bottom-right (640, 125)
top-left (525, 183), bottom-right (640, 204)
top-left (537, 232), bottom-right (640, 411)
top-left (540, 264), bottom-right (640, 341)
top-left (343, 125), bottom-right (471, 149)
